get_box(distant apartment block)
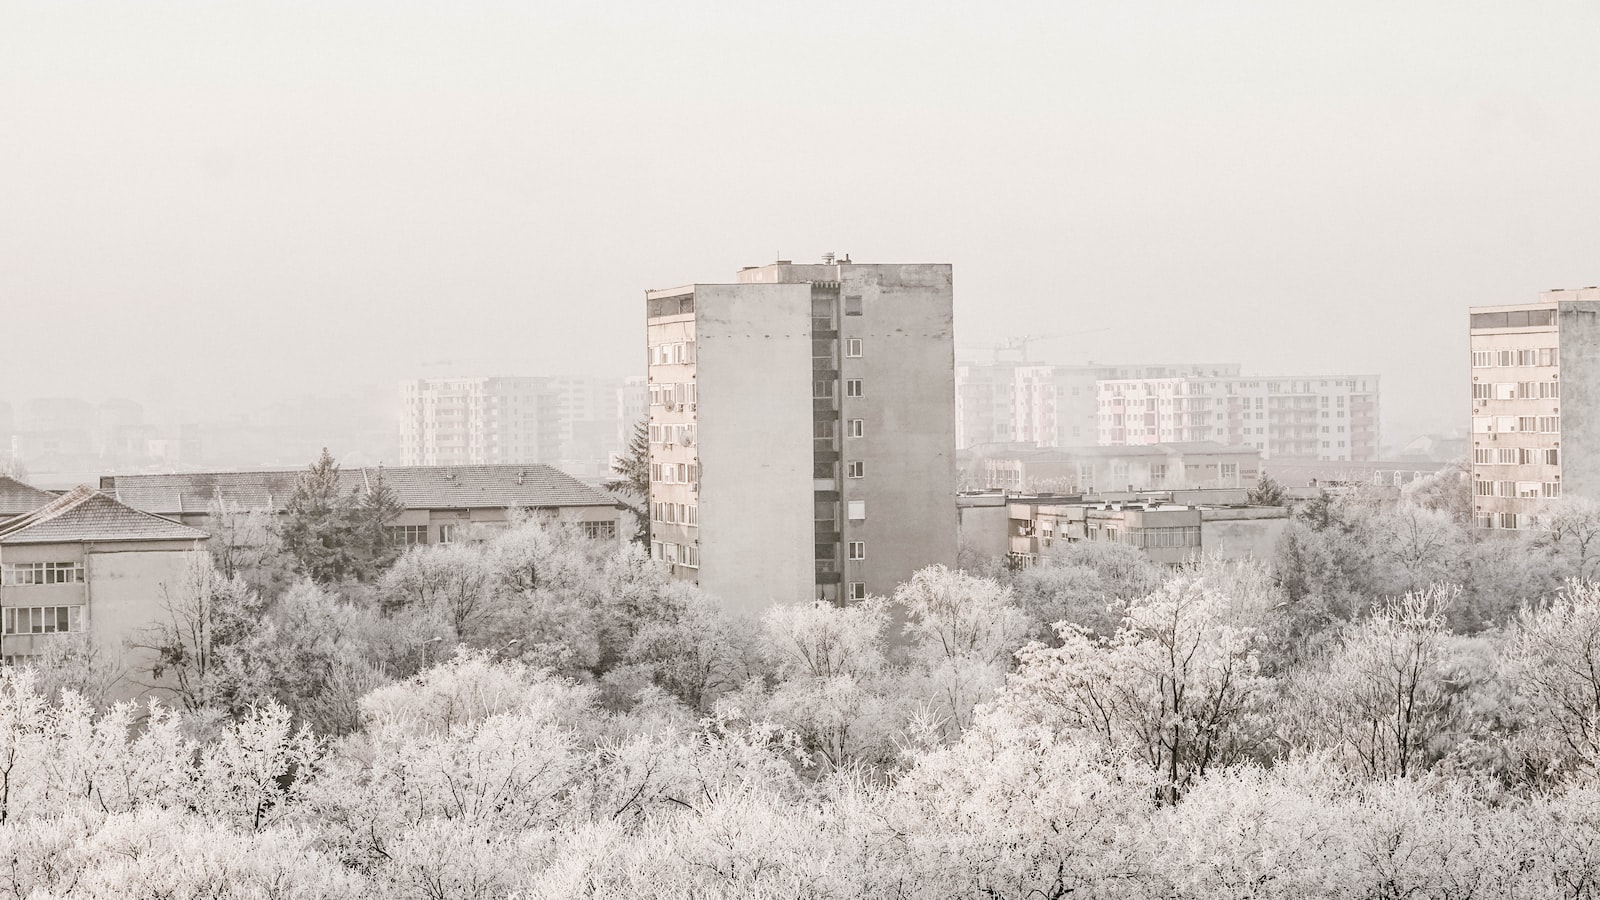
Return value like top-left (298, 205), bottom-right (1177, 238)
top-left (955, 362), bottom-right (1240, 449)
top-left (400, 375), bottom-right (629, 477)
top-left (1098, 374), bottom-right (1380, 461)
top-left (617, 375), bottom-right (648, 448)
top-left (1469, 287), bottom-right (1600, 530)
top-left (400, 377), bottom-right (553, 466)
top-left (645, 258), bottom-right (958, 612)
top-left (976, 441), bottom-right (1261, 493)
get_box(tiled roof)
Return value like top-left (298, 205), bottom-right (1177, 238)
top-left (0, 476), bottom-right (57, 518)
top-left (104, 470), bottom-right (303, 516)
top-left (365, 465), bottom-right (617, 510)
top-left (0, 486), bottom-right (210, 545)
top-left (104, 464), bottom-right (617, 515)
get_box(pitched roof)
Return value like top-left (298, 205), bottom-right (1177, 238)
top-left (0, 476), bottom-right (57, 518)
top-left (0, 486), bottom-right (210, 545)
top-left (103, 470), bottom-right (303, 516)
top-left (365, 465), bottom-right (617, 510)
top-left (104, 464), bottom-right (617, 516)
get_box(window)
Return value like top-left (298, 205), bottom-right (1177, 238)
top-left (1473, 448), bottom-right (1494, 465)
top-left (848, 541), bottom-right (865, 560)
top-left (845, 379), bottom-right (863, 398)
top-left (0, 562), bottom-right (85, 586)
top-left (847, 418), bottom-right (864, 438)
top-left (1128, 526), bottom-right (1202, 549)
top-left (1472, 351), bottom-right (1493, 368)
top-left (844, 295), bottom-right (863, 316)
top-left (1, 606), bottom-right (83, 635)
top-left (814, 420), bottom-right (837, 450)
top-left (682, 545), bottom-right (699, 568)
top-left (437, 525), bottom-right (457, 544)
top-left (847, 500), bottom-right (866, 520)
top-left (813, 380), bottom-right (836, 399)
top-left (846, 338), bottom-right (863, 357)
top-left (387, 525), bottom-right (428, 546)
top-left (848, 582), bottom-right (866, 600)
top-left (847, 461), bottom-right (864, 478)
top-left (580, 521), bottom-right (618, 540)
top-left (686, 505), bottom-right (698, 526)
top-left (1542, 416), bottom-right (1561, 433)
top-left (1221, 463), bottom-right (1238, 480)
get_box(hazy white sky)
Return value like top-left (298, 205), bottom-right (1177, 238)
top-left (4, 0), bottom-right (1598, 438)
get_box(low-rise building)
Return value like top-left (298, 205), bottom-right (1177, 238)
top-left (0, 485), bottom-right (210, 685)
top-left (958, 490), bottom-right (1288, 568)
top-left (101, 463), bottom-right (624, 545)
top-left (973, 442), bottom-right (1261, 493)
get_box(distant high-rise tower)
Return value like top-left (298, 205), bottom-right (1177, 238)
top-left (644, 259), bottom-right (958, 613)
top-left (1469, 288), bottom-right (1600, 530)
top-left (398, 376), bottom-right (554, 466)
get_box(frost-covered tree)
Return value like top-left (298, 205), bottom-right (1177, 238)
top-left (1000, 575), bottom-right (1271, 798)
top-left (895, 565), bottom-right (1030, 739)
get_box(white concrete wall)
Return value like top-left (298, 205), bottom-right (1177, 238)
top-left (694, 282), bottom-right (816, 612)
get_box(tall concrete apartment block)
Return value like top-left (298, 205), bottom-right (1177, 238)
top-left (645, 260), bottom-right (958, 613)
top-left (1097, 375), bottom-right (1380, 461)
top-left (1469, 288), bottom-right (1600, 530)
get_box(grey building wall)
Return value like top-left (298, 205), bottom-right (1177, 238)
top-left (834, 264), bottom-right (958, 598)
top-left (693, 283), bottom-right (817, 611)
top-left (1557, 297), bottom-right (1600, 501)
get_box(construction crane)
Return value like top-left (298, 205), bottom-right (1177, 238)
top-left (958, 329), bottom-right (1111, 364)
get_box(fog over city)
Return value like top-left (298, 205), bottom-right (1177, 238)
top-left (12, 4), bottom-right (1600, 897)
top-left (6, 1), bottom-right (1599, 472)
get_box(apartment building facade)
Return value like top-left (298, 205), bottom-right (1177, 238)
top-left (1098, 374), bottom-right (1380, 461)
top-left (400, 375), bottom-right (630, 476)
top-left (956, 362), bottom-right (1241, 449)
top-left (645, 260), bottom-right (958, 613)
top-left (399, 377), bottom-right (555, 466)
top-left (1469, 288), bottom-right (1600, 530)
top-left (0, 485), bottom-right (210, 697)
